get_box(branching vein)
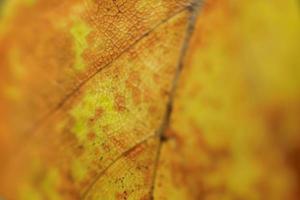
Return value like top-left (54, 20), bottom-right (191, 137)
top-left (148, 1), bottom-right (203, 199)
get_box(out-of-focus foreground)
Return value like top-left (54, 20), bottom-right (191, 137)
top-left (0, 0), bottom-right (300, 199)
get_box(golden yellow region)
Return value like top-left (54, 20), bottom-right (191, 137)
top-left (154, 0), bottom-right (300, 199)
top-left (0, 4), bottom-right (191, 199)
top-left (0, 0), bottom-right (300, 199)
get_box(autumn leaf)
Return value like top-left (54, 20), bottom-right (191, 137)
top-left (0, 0), bottom-right (300, 200)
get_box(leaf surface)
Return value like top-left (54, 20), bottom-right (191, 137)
top-left (154, 1), bottom-right (300, 199)
top-left (0, 0), bottom-right (300, 200)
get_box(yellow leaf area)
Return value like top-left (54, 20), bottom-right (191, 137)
top-left (0, 0), bottom-right (299, 200)
top-left (0, 0), bottom-right (193, 199)
top-left (0, 0), bottom-right (191, 136)
top-left (154, 0), bottom-right (300, 200)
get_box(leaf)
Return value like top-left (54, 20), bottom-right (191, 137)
top-left (0, 0), bottom-right (299, 200)
top-left (154, 1), bottom-right (300, 199)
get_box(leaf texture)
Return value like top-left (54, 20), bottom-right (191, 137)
top-left (0, 0), bottom-right (300, 200)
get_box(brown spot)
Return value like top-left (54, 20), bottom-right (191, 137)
top-left (95, 108), bottom-right (104, 118)
top-left (126, 71), bottom-right (142, 104)
top-left (114, 94), bottom-right (126, 112)
top-left (116, 190), bottom-right (128, 200)
top-left (160, 88), bottom-right (170, 97)
top-left (111, 136), bottom-right (127, 151)
top-left (87, 132), bottom-right (96, 141)
top-left (131, 86), bottom-right (142, 105)
top-left (127, 71), bottom-right (141, 86)
top-left (128, 49), bottom-right (139, 61)
top-left (143, 87), bottom-right (154, 103)
top-left (89, 108), bottom-right (104, 124)
top-left (263, 104), bottom-right (284, 135)
top-left (148, 105), bottom-right (158, 115)
top-left (73, 145), bottom-right (85, 156)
